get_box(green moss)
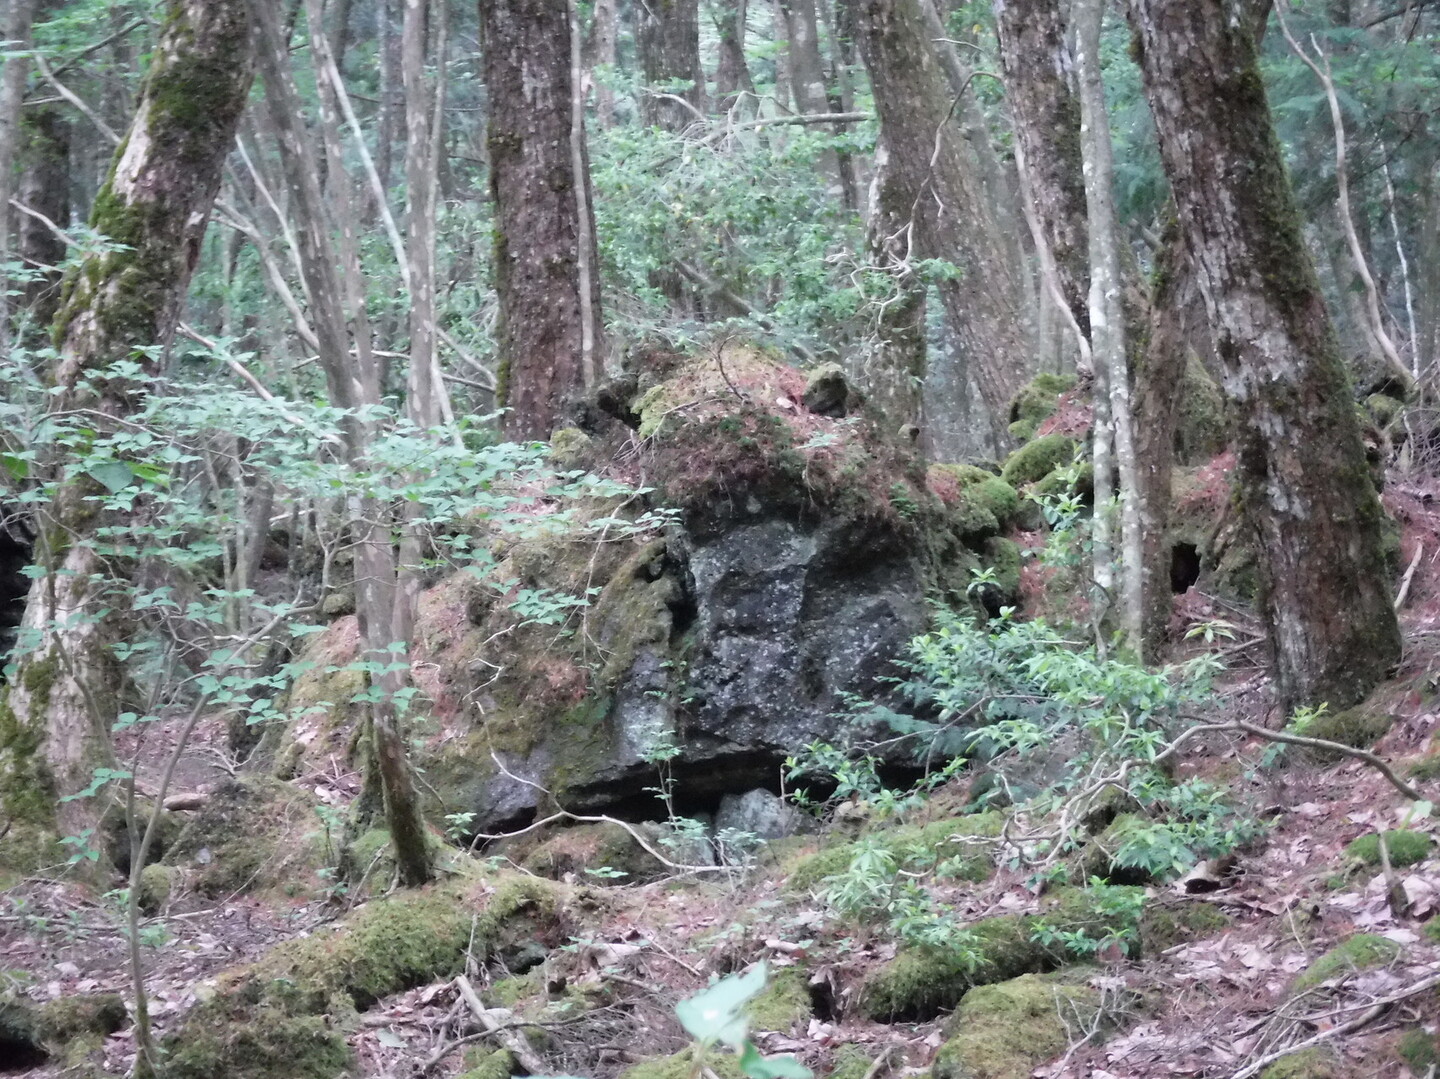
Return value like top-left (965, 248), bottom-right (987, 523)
top-left (787, 813), bottom-right (1002, 895)
top-left (1257, 1047), bottom-right (1341, 1079)
top-left (1292, 934), bottom-right (1402, 993)
top-left (457, 1048), bottom-right (516, 1079)
top-left (549, 427), bottom-right (592, 469)
top-left (1001, 434), bottom-right (1078, 489)
top-left (1295, 706), bottom-right (1395, 761)
top-left (620, 1047), bottom-right (744, 1079)
top-left (1409, 751), bottom-right (1440, 781)
top-left (1138, 902), bottom-right (1231, 952)
top-left (1174, 361), bottom-right (1229, 465)
top-left (1397, 1028), bottom-right (1440, 1075)
top-left (1366, 394), bottom-right (1405, 431)
top-left (981, 538), bottom-right (1022, 609)
top-left (1007, 374), bottom-right (1077, 443)
top-left (860, 886), bottom-right (1144, 1021)
top-left (163, 776), bottom-right (325, 898)
top-left (747, 968), bottom-right (812, 1031)
top-left (137, 863), bottom-right (176, 915)
top-left (37, 993), bottom-right (127, 1048)
top-left (164, 875), bottom-right (564, 1079)
top-left (1345, 829), bottom-right (1432, 868)
top-left (933, 972), bottom-right (1123, 1079)
top-left (489, 971), bottom-right (544, 1011)
top-left (830, 1045), bottom-right (879, 1079)
top-left (522, 821), bottom-right (668, 884)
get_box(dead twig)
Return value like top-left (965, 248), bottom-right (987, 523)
top-left (454, 975), bottom-right (549, 1074)
top-left (1226, 969), bottom-right (1440, 1079)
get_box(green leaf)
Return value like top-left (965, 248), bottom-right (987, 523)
top-left (0, 452), bottom-right (28, 480)
top-left (739, 1043), bottom-right (812, 1079)
top-left (675, 964), bottom-right (767, 1049)
top-left (87, 460), bottom-right (135, 493)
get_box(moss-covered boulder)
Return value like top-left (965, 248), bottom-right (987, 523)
top-left (137, 862), bottom-right (178, 915)
top-left (1138, 901), bottom-right (1231, 953)
top-left (932, 971), bottom-right (1130, 1079)
top-left (0, 992), bottom-right (128, 1071)
top-left (747, 967), bottom-right (813, 1032)
top-left (1292, 934), bottom-right (1402, 993)
top-left (860, 886), bottom-right (1145, 1021)
top-left (521, 821), bottom-right (669, 883)
top-left (164, 874), bottom-right (566, 1079)
top-left (1001, 434), bottom-right (1078, 489)
top-left (1344, 829), bottom-right (1432, 868)
top-left (1007, 373), bottom-right (1077, 443)
top-left (927, 464), bottom-right (1021, 541)
top-left (1295, 706), bottom-right (1396, 762)
top-left (786, 813), bottom-right (1003, 895)
top-left (1174, 360), bottom-right (1228, 465)
top-left (162, 775), bottom-right (326, 899)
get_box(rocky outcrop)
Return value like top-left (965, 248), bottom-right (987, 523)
top-left (277, 345), bottom-right (1014, 836)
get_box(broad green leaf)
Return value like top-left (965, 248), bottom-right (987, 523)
top-left (87, 460), bottom-right (135, 493)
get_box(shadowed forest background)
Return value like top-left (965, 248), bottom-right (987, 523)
top-left (1, 1), bottom-right (1440, 1078)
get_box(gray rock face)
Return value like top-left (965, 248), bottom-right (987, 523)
top-left (714, 788), bottom-right (815, 840)
top-left (469, 510), bottom-right (929, 831)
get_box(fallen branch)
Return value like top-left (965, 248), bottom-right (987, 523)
top-left (1395, 543), bottom-right (1424, 611)
top-left (454, 975), bottom-right (549, 1075)
top-left (1227, 969), bottom-right (1440, 1079)
top-left (1225, 719), bottom-right (1424, 803)
top-left (470, 751), bottom-right (731, 874)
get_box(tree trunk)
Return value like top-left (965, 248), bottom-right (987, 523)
top-left (16, 105), bottom-right (71, 334)
top-left (0, 0), bottom-right (39, 354)
top-left (1128, 0), bottom-right (1401, 708)
top-left (993, 0), bottom-right (1089, 339)
top-left (637, 0), bottom-right (705, 129)
top-left (713, 0), bottom-right (756, 115)
top-left (0, 0), bottom-right (254, 862)
top-left (249, 0), bottom-right (435, 888)
top-left (482, 0), bottom-right (604, 441)
top-left (1075, 0), bottom-right (1140, 648)
top-left (860, 138), bottom-right (926, 430)
top-left (853, 0), bottom-right (1029, 448)
top-left (586, 0), bottom-right (620, 127)
top-left (1133, 223), bottom-right (1193, 661)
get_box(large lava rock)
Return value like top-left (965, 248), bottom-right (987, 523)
top-left (277, 346), bottom-right (1022, 833)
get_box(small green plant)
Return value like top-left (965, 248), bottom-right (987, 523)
top-left (443, 810), bottom-right (477, 844)
top-left (675, 963), bottom-right (811, 1079)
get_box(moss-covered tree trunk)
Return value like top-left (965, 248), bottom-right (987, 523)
top-left (853, 0), bottom-right (1030, 448)
top-left (0, 0), bottom-right (254, 863)
top-left (482, 0), bottom-right (604, 441)
top-left (1128, 0), bottom-right (1401, 707)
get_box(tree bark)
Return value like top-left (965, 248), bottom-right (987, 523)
top-left (1131, 223), bottom-right (1182, 659)
top-left (853, 0), bottom-right (1029, 448)
top-left (16, 105), bottom-right (70, 334)
top-left (1128, 0), bottom-right (1401, 708)
top-left (1075, 0), bottom-right (1141, 648)
top-left (713, 0), bottom-right (756, 115)
top-left (482, 0), bottom-right (604, 441)
top-left (637, 0), bottom-right (705, 129)
top-left (993, 0), bottom-right (1089, 339)
top-left (1, 0), bottom-right (254, 860)
top-left (0, 0), bottom-right (39, 354)
top-left (586, 0), bottom-right (620, 127)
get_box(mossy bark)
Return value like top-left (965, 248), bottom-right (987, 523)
top-left (1128, 0), bottom-right (1401, 708)
top-left (0, 1), bottom-right (254, 862)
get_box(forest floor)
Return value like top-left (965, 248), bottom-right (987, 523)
top-left (7, 479), bottom-right (1440, 1078)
